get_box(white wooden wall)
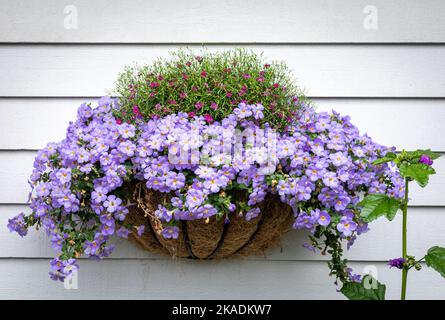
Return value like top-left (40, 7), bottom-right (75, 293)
top-left (0, 0), bottom-right (444, 299)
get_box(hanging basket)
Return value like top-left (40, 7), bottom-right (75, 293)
top-left (125, 184), bottom-right (293, 259)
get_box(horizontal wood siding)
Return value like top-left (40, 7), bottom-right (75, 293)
top-left (1, 0), bottom-right (444, 43)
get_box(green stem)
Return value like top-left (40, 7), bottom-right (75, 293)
top-left (401, 178), bottom-right (409, 300)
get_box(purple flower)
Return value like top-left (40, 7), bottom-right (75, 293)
top-left (195, 166), bottom-right (215, 179)
top-left (329, 152), bottom-right (348, 167)
top-left (245, 208), bottom-right (261, 221)
top-left (118, 141), bottom-right (136, 157)
top-left (7, 213), bottom-right (28, 237)
top-left (77, 148), bottom-right (90, 163)
top-left (337, 218), bottom-right (357, 237)
top-left (305, 166), bottom-right (322, 182)
top-left (315, 115), bottom-right (330, 131)
top-left (155, 205), bottom-right (173, 222)
top-left (322, 172), bottom-right (339, 189)
top-left (161, 226), bottom-right (179, 239)
top-left (251, 104), bottom-right (264, 120)
top-left (101, 245), bottom-right (115, 258)
top-left (198, 204), bottom-right (218, 218)
top-left (334, 195), bottom-right (350, 212)
top-left (317, 210), bottom-right (331, 226)
top-left (100, 223), bottom-right (115, 236)
top-left (186, 188), bottom-right (204, 209)
top-left (49, 258), bottom-right (64, 271)
top-left (49, 272), bottom-right (64, 282)
top-left (114, 208), bottom-right (128, 221)
top-left (419, 154), bottom-right (433, 166)
top-left (135, 225), bottom-right (145, 237)
top-left (388, 257), bottom-right (405, 269)
top-left (51, 233), bottom-right (64, 252)
top-left (352, 146), bottom-right (366, 158)
top-left (233, 103), bottom-right (252, 119)
top-left (118, 123), bottom-right (136, 138)
top-left (203, 175), bottom-right (223, 193)
top-left (293, 210), bottom-right (318, 232)
top-left (62, 259), bottom-right (79, 277)
top-left (166, 172), bottom-right (186, 190)
top-left (100, 214), bottom-right (115, 227)
top-left (84, 240), bottom-right (100, 256)
top-left (55, 168), bottom-right (71, 184)
top-left (248, 189), bottom-right (266, 206)
top-left (91, 187), bottom-right (107, 203)
top-left (277, 180), bottom-right (290, 196)
top-left (177, 210), bottom-right (200, 220)
top-left (310, 138), bottom-right (325, 155)
top-left (116, 227), bottom-right (130, 239)
top-left (59, 192), bottom-right (79, 212)
top-left (77, 103), bottom-right (93, 120)
top-left (103, 195), bottom-right (122, 213)
top-left (302, 242), bottom-right (316, 253)
top-left (346, 268), bottom-right (361, 283)
top-left (35, 183), bottom-right (51, 197)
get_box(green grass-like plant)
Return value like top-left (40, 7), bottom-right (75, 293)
top-left (113, 48), bottom-right (311, 130)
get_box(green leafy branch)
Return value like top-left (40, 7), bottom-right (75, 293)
top-left (352, 149), bottom-right (444, 300)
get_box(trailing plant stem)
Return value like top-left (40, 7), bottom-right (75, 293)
top-left (401, 178), bottom-right (409, 300)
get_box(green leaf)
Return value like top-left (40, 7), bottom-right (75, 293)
top-left (358, 194), bottom-right (401, 222)
top-left (425, 246), bottom-right (445, 278)
top-left (372, 152), bottom-right (396, 165)
top-left (341, 276), bottom-right (386, 300)
top-left (399, 163), bottom-right (435, 187)
top-left (408, 149), bottom-right (441, 161)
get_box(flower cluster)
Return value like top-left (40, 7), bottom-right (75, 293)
top-left (114, 49), bottom-right (311, 130)
top-left (388, 258), bottom-right (406, 269)
top-left (8, 97), bottom-right (136, 280)
top-left (8, 96), bottom-right (403, 285)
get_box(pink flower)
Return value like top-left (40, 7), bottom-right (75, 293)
top-left (210, 102), bottom-right (218, 110)
top-left (243, 73), bottom-right (251, 79)
top-left (149, 82), bottom-right (159, 88)
top-left (200, 70), bottom-right (207, 78)
top-left (188, 112), bottom-right (195, 118)
top-left (195, 102), bottom-right (203, 110)
top-left (132, 105), bottom-right (141, 116)
top-left (116, 119), bottom-right (122, 125)
top-left (179, 92), bottom-right (187, 99)
top-left (203, 114), bottom-right (213, 123)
